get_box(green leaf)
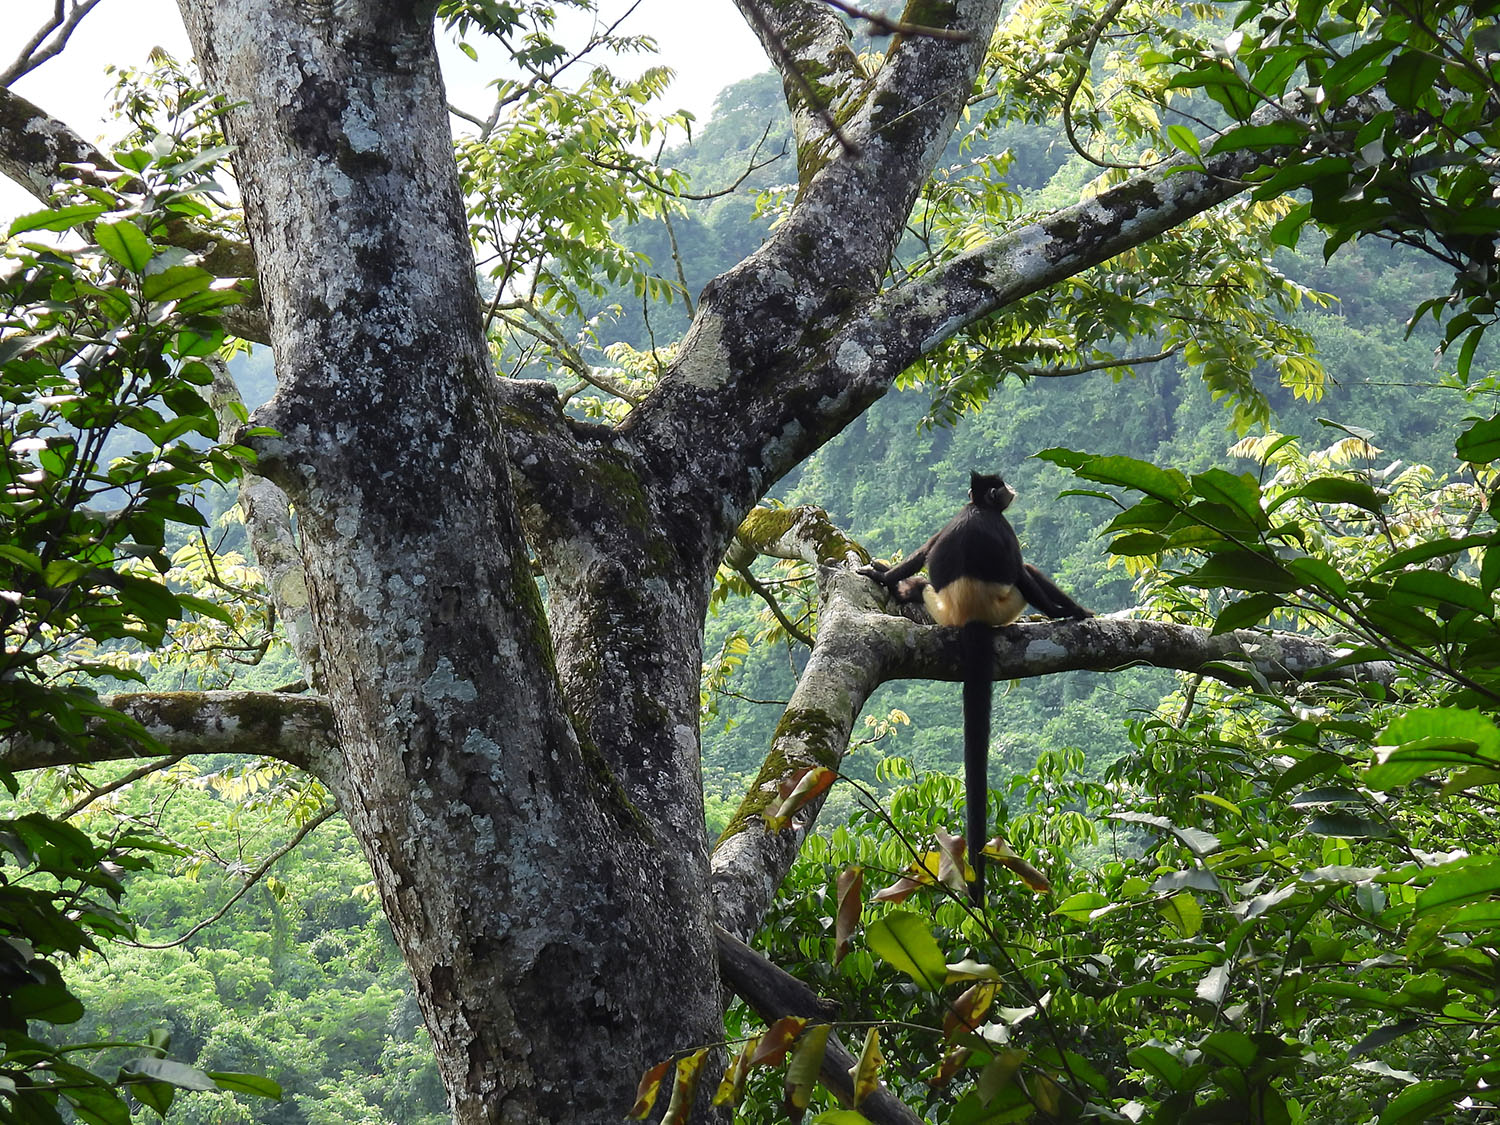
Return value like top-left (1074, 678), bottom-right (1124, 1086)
top-left (1212, 593), bottom-right (1283, 634)
top-left (121, 1057), bottom-right (218, 1092)
top-left (1107, 531), bottom-right (1166, 556)
top-left (1210, 121), bottom-right (1308, 152)
top-left (60, 1084), bottom-right (131, 1125)
top-left (1372, 534), bottom-right (1493, 576)
top-left (1190, 468), bottom-right (1264, 526)
top-left (94, 221), bottom-right (154, 273)
top-left (1305, 811), bottom-right (1390, 838)
top-left (1286, 557), bottom-right (1347, 598)
top-left (9, 203), bottom-right (109, 234)
top-left (1389, 570), bottom-right (1491, 615)
top-left (1273, 751), bottom-right (1348, 797)
top-left (1128, 1044), bottom-right (1183, 1091)
top-left (1198, 1030), bottom-right (1258, 1068)
top-left (1366, 740), bottom-right (1484, 788)
top-left (1072, 455), bottom-right (1190, 504)
top-left (1293, 476), bottom-right (1383, 511)
top-left (1386, 50), bottom-right (1442, 109)
top-left (10, 979), bottom-right (85, 1024)
top-left (1414, 858), bottom-right (1500, 917)
top-left (1269, 200), bottom-right (1312, 249)
top-left (127, 1079), bottom-right (175, 1117)
top-left (1052, 891), bottom-right (1108, 922)
top-left (1171, 550), bottom-right (1299, 594)
top-left (1166, 124), bottom-right (1201, 157)
top-left (864, 911), bottom-right (946, 990)
top-left (206, 1072), bottom-right (282, 1099)
top-left (1160, 892), bottom-right (1203, 938)
top-left (1367, 708), bottom-right (1500, 788)
top-left (1457, 415), bottom-right (1500, 464)
top-left (142, 266), bottom-right (214, 304)
top-left (1377, 1079), bottom-right (1469, 1124)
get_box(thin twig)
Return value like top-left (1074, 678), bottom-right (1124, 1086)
top-left (63, 754), bottom-right (190, 819)
top-left (820, 0), bottom-right (971, 40)
top-left (131, 805), bottom-right (338, 950)
top-left (732, 555), bottom-right (815, 647)
top-left (661, 210), bottom-right (696, 318)
top-left (586, 125), bottom-right (786, 201)
top-left (1, 0), bottom-right (107, 87)
top-left (1014, 345), bottom-right (1181, 378)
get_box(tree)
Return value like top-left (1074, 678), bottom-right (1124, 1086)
top-left (2, 1), bottom-right (1494, 1121)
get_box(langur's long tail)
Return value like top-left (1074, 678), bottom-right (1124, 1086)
top-left (959, 621), bottom-right (992, 904)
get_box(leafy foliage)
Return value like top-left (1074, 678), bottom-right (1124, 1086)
top-left (720, 432), bottom-right (1500, 1122)
top-left (1160, 0), bottom-right (1500, 375)
top-left (0, 140), bottom-right (278, 1119)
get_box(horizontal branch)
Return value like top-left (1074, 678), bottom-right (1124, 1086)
top-left (711, 565), bottom-right (1397, 937)
top-left (1, 690), bottom-right (335, 775)
top-left (885, 610), bottom-right (1398, 689)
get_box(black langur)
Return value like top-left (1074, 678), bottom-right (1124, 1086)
top-left (859, 471), bottom-right (1092, 901)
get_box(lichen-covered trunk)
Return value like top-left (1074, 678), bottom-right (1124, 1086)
top-left (175, 2), bottom-right (722, 1120)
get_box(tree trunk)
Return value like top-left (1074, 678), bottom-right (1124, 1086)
top-left (174, 2), bottom-right (723, 1119)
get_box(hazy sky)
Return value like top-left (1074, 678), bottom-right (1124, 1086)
top-left (2, 0), bottom-right (768, 222)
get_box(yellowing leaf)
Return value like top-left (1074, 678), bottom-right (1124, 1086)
top-left (982, 836), bottom-right (1052, 893)
top-left (784, 1024), bottom-right (832, 1122)
top-left (713, 1037), bottom-right (758, 1107)
top-left (943, 980), bottom-right (998, 1040)
top-left (628, 1059), bottom-right (671, 1119)
top-left (750, 1017), bottom-right (807, 1067)
top-left (872, 851), bottom-right (942, 902)
top-left (763, 766), bottom-right (837, 832)
top-left (929, 1044), bottom-right (971, 1086)
top-left (660, 1048), bottom-right (709, 1125)
top-left (834, 867), bottom-right (863, 966)
top-left (935, 826), bottom-right (971, 895)
top-left (849, 1028), bottom-right (883, 1107)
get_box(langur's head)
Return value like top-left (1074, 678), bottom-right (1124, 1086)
top-left (968, 471), bottom-right (1015, 511)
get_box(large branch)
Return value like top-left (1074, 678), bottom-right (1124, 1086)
top-left (625, 2), bottom-right (1005, 566)
top-left (0, 690), bottom-right (336, 775)
top-left (732, 0), bottom-right (866, 160)
top-left (844, 145), bottom-right (1274, 375)
top-left (716, 924), bottom-right (924, 1125)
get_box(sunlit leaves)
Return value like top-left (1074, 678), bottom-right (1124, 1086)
top-left (454, 48), bottom-right (693, 390)
top-left (1163, 0), bottom-right (1500, 362)
top-left (0, 118), bottom-right (268, 1123)
top-left (1368, 709), bottom-right (1500, 789)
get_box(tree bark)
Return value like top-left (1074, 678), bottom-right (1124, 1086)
top-left (172, 2), bottom-right (723, 1120)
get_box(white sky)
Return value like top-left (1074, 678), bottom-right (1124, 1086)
top-left (1, 0), bottom-right (767, 223)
